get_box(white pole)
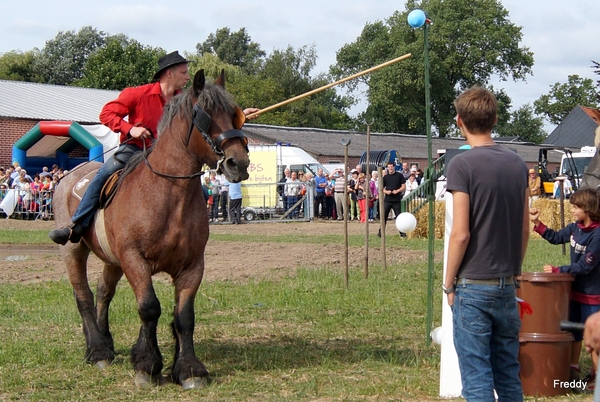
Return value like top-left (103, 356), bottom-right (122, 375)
top-left (439, 192), bottom-right (462, 398)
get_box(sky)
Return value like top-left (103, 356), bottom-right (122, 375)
top-left (1, 0), bottom-right (598, 130)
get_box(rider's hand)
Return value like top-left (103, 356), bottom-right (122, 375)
top-left (243, 108), bottom-right (260, 120)
top-left (129, 126), bottom-right (150, 139)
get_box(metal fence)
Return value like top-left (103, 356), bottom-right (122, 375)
top-left (0, 182), bottom-right (317, 222)
top-left (401, 154), bottom-right (446, 214)
top-left (0, 158), bottom-right (447, 223)
top-left (233, 182), bottom-right (315, 222)
top-left (0, 188), bottom-right (54, 220)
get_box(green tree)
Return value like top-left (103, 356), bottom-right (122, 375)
top-left (331, 0), bottom-right (533, 136)
top-left (0, 50), bottom-right (42, 82)
top-left (185, 52), bottom-right (242, 82)
top-left (494, 88), bottom-right (513, 137)
top-left (534, 74), bottom-right (600, 125)
top-left (229, 45), bottom-right (351, 129)
top-left (495, 104), bottom-right (547, 144)
top-left (34, 26), bottom-right (108, 85)
top-left (196, 27), bottom-right (265, 75)
top-left (74, 37), bottom-right (165, 90)
top-left (195, 29), bottom-right (352, 129)
top-left (262, 45), bottom-right (317, 97)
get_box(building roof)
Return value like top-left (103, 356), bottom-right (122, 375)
top-left (0, 79), bottom-right (119, 123)
top-left (243, 123), bottom-right (560, 165)
top-left (543, 105), bottom-right (600, 148)
top-left (0, 79), bottom-right (561, 165)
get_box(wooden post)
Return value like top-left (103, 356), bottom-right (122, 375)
top-left (556, 176), bottom-right (566, 256)
top-left (342, 139), bottom-right (351, 288)
top-left (364, 124), bottom-right (371, 279)
top-left (378, 167), bottom-right (386, 272)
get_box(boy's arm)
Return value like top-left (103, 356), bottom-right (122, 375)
top-left (445, 191), bottom-right (470, 306)
top-left (556, 230), bottom-right (600, 274)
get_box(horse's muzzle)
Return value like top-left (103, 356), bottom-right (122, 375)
top-left (219, 156), bottom-right (250, 182)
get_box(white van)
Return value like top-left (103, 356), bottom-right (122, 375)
top-left (559, 146), bottom-right (596, 188)
top-left (248, 144), bottom-right (328, 179)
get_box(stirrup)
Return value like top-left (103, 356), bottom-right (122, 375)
top-left (68, 223), bottom-right (84, 244)
top-left (49, 223), bottom-right (84, 245)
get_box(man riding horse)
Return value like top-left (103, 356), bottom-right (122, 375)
top-left (49, 51), bottom-right (193, 244)
top-left (49, 51), bottom-right (257, 244)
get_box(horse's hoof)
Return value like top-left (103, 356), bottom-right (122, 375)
top-left (95, 360), bottom-right (110, 370)
top-left (134, 371), bottom-right (164, 388)
top-left (181, 377), bottom-right (208, 390)
top-left (134, 372), bottom-right (153, 389)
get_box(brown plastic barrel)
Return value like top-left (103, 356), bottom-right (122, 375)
top-left (516, 272), bottom-right (574, 334)
top-left (518, 332), bottom-right (574, 397)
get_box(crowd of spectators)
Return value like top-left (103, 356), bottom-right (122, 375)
top-left (0, 162), bottom-right (64, 219)
top-left (0, 160), bottom-right (425, 223)
top-left (281, 162), bottom-right (423, 223)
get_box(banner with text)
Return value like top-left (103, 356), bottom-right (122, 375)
top-left (243, 151), bottom-right (278, 207)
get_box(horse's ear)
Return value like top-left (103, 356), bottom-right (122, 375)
top-left (193, 69), bottom-right (206, 96)
top-left (214, 69), bottom-right (225, 88)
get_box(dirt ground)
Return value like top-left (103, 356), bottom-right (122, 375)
top-left (0, 219), bottom-right (430, 285)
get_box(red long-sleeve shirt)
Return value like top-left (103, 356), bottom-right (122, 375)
top-left (99, 82), bottom-right (171, 149)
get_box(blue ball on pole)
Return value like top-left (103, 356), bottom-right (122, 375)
top-left (407, 9), bottom-right (426, 28)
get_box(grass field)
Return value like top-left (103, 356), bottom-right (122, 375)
top-left (0, 225), bottom-right (593, 401)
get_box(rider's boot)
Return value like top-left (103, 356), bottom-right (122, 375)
top-left (49, 223), bottom-right (85, 245)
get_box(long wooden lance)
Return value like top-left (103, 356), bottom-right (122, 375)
top-left (245, 53), bottom-right (412, 119)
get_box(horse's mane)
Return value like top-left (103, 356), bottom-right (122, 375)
top-left (116, 81), bottom-right (239, 185)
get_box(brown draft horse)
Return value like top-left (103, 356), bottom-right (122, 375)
top-left (52, 70), bottom-right (250, 388)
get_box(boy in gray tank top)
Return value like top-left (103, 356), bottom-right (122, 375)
top-left (444, 86), bottom-right (530, 402)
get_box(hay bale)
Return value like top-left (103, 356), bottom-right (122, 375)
top-left (411, 201), bottom-right (446, 239)
top-left (409, 198), bottom-right (573, 239)
top-left (531, 198), bottom-right (574, 234)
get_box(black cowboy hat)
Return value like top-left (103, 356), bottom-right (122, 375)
top-left (152, 51), bottom-right (191, 81)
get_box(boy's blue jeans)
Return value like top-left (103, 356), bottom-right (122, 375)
top-left (452, 280), bottom-right (523, 402)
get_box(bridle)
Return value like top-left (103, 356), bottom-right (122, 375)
top-left (144, 103), bottom-right (248, 180)
top-left (187, 104), bottom-right (248, 153)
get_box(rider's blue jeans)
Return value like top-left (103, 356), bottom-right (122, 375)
top-left (71, 144), bottom-right (141, 228)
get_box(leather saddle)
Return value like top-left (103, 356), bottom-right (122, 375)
top-left (72, 169), bottom-right (123, 209)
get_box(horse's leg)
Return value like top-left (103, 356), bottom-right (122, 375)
top-left (95, 263), bottom-right (123, 364)
top-left (63, 245), bottom-right (115, 365)
top-left (125, 269), bottom-right (163, 387)
top-left (171, 268), bottom-right (209, 389)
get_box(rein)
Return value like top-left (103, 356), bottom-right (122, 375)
top-left (142, 103), bottom-right (247, 180)
top-left (142, 139), bottom-right (206, 180)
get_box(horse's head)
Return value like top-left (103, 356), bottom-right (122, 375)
top-left (190, 70), bottom-right (250, 182)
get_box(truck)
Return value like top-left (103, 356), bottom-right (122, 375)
top-left (559, 146), bottom-right (596, 188)
top-left (239, 144), bottom-right (328, 220)
top-left (537, 146), bottom-right (596, 196)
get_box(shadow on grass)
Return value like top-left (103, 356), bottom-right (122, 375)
top-left (195, 336), bottom-right (437, 377)
top-left (106, 336), bottom-right (434, 372)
